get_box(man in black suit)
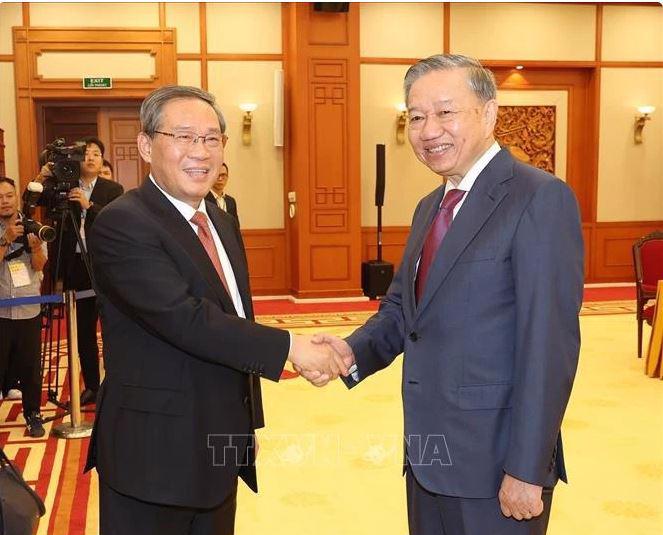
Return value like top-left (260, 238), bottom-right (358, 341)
top-left (39, 136), bottom-right (124, 405)
top-left (207, 163), bottom-right (239, 226)
top-left (85, 85), bottom-right (347, 535)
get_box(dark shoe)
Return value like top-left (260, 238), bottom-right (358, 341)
top-left (80, 389), bottom-right (98, 406)
top-left (25, 412), bottom-right (46, 438)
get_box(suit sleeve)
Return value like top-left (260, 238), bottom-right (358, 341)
top-left (342, 200), bottom-right (427, 388)
top-left (503, 179), bottom-right (583, 485)
top-left (87, 181), bottom-right (124, 224)
top-left (89, 202), bottom-right (289, 382)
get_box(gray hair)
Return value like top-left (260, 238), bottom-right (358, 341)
top-left (404, 54), bottom-right (497, 104)
top-left (140, 85), bottom-right (226, 136)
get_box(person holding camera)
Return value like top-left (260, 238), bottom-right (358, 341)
top-left (0, 176), bottom-right (48, 437)
top-left (38, 136), bottom-right (124, 406)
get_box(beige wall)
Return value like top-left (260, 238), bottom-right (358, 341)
top-left (0, 63), bottom-right (19, 186)
top-left (177, 60), bottom-right (202, 88)
top-left (206, 3), bottom-right (281, 54)
top-left (29, 2), bottom-right (159, 27)
top-left (360, 3), bottom-right (443, 59)
top-left (0, 3), bottom-right (22, 55)
top-left (1, 1), bottom-right (661, 234)
top-left (602, 5), bottom-right (663, 62)
top-left (166, 2), bottom-right (201, 54)
top-left (208, 61), bottom-right (284, 230)
top-left (598, 68), bottom-right (663, 223)
top-left (37, 52), bottom-right (155, 79)
top-left (450, 3), bottom-right (595, 61)
top-left (360, 64), bottom-right (441, 227)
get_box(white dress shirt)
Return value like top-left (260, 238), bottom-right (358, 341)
top-left (350, 141), bottom-right (502, 382)
top-left (443, 140), bottom-right (501, 217)
top-left (149, 175), bottom-right (246, 319)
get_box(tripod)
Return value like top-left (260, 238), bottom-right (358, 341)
top-left (40, 202), bottom-right (95, 438)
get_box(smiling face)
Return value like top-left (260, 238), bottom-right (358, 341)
top-left (137, 97), bottom-right (223, 208)
top-left (407, 68), bottom-right (497, 183)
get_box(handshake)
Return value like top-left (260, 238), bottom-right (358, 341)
top-left (287, 334), bottom-right (355, 387)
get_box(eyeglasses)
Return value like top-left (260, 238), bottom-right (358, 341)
top-left (154, 131), bottom-right (227, 148)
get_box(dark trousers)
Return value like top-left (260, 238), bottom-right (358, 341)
top-left (406, 466), bottom-right (553, 535)
top-left (66, 254), bottom-right (99, 392)
top-left (99, 480), bottom-right (237, 535)
top-left (0, 316), bottom-right (42, 416)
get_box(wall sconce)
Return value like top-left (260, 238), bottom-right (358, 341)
top-left (239, 103), bottom-right (257, 145)
top-left (396, 103), bottom-right (407, 144)
top-left (634, 105), bottom-right (655, 144)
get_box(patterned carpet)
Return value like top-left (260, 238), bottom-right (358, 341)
top-left (2, 299), bottom-right (661, 535)
top-left (258, 299), bottom-right (637, 329)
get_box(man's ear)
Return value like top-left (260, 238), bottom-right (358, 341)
top-left (483, 99), bottom-right (498, 135)
top-left (136, 132), bottom-right (153, 164)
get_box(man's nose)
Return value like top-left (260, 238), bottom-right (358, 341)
top-left (188, 139), bottom-right (211, 158)
top-left (419, 115), bottom-right (444, 140)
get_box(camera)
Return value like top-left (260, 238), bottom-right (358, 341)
top-left (21, 182), bottom-right (56, 243)
top-left (38, 138), bottom-right (86, 215)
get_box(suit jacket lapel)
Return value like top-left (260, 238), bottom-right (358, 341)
top-left (406, 184), bottom-right (446, 316)
top-left (415, 149), bottom-right (514, 319)
top-left (206, 202), bottom-right (253, 318)
top-left (137, 179), bottom-right (237, 313)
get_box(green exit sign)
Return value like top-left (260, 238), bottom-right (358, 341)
top-left (83, 77), bottom-right (112, 89)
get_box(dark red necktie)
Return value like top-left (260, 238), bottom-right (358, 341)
top-left (190, 211), bottom-right (230, 294)
top-left (415, 189), bottom-right (466, 303)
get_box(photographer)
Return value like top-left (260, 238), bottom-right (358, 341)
top-left (39, 137), bottom-right (123, 406)
top-left (0, 176), bottom-right (47, 437)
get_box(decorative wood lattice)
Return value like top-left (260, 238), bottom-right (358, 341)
top-left (495, 106), bottom-right (555, 173)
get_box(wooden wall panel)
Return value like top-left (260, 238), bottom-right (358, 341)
top-left (242, 229), bottom-right (287, 295)
top-left (283, 3), bottom-right (362, 298)
top-left (592, 222), bottom-right (663, 282)
top-left (12, 27), bottom-right (176, 184)
top-left (361, 226), bottom-right (410, 271)
top-left (492, 67), bottom-right (597, 223)
top-left (0, 129), bottom-right (5, 177)
top-left (362, 222), bottom-right (663, 285)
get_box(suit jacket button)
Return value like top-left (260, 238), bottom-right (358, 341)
top-left (409, 332), bottom-right (418, 342)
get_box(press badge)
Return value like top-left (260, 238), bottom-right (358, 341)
top-left (8, 259), bottom-right (31, 288)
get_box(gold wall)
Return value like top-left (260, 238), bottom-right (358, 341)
top-left (29, 2), bottom-right (159, 27)
top-left (360, 3), bottom-right (443, 59)
top-left (602, 5), bottom-right (663, 62)
top-left (598, 68), bottom-right (663, 222)
top-left (450, 3), bottom-right (596, 61)
top-left (208, 60), bottom-right (284, 229)
top-left (0, 2), bottom-right (661, 282)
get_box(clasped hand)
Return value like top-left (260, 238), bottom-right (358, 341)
top-left (288, 334), bottom-right (356, 387)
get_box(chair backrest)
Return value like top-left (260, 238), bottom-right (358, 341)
top-left (633, 230), bottom-right (663, 287)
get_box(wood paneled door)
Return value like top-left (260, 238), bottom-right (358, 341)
top-left (98, 108), bottom-right (147, 191)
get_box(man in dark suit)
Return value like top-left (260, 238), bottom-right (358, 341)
top-left (305, 54), bottom-right (584, 534)
top-left (39, 136), bottom-right (124, 405)
top-left (85, 85), bottom-right (347, 535)
top-left (206, 163), bottom-right (239, 227)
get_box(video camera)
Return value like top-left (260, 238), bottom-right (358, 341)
top-left (38, 138), bottom-right (86, 215)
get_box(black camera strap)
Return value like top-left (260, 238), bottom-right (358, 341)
top-left (3, 244), bottom-right (28, 262)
